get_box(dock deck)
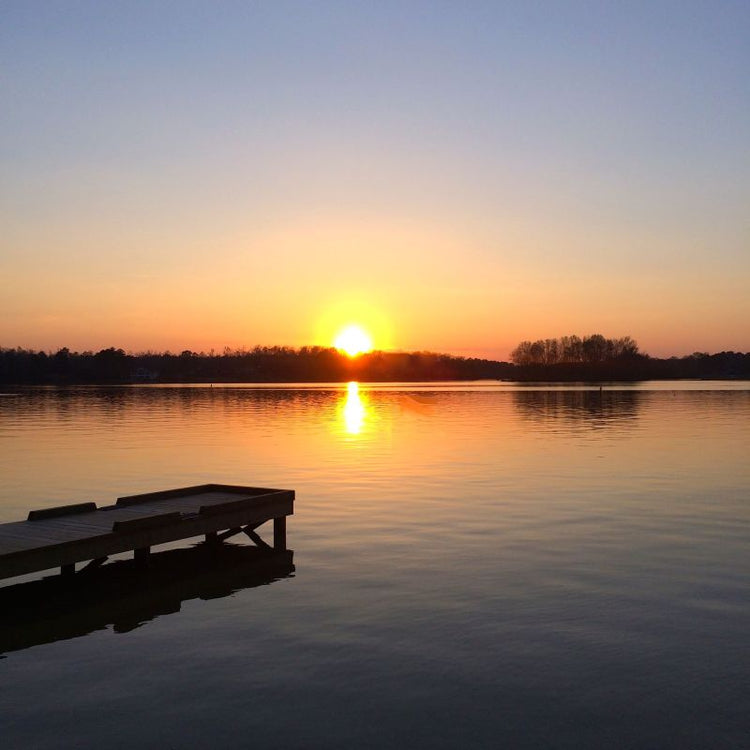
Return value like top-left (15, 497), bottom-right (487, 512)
top-left (0, 483), bottom-right (294, 581)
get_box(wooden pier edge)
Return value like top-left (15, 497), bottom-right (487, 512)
top-left (0, 484), bottom-right (294, 581)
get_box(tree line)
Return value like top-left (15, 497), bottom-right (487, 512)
top-left (0, 345), bottom-right (513, 384)
top-left (511, 334), bottom-right (640, 365)
top-left (0, 338), bottom-right (747, 384)
top-left (508, 334), bottom-right (749, 380)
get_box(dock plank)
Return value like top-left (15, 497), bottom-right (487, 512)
top-left (28, 502), bottom-right (97, 521)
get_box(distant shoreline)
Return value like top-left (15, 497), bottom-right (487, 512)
top-left (1, 346), bottom-right (748, 385)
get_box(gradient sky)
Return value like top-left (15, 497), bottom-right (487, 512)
top-left (2, 1), bottom-right (748, 359)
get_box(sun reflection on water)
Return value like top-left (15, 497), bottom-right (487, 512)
top-left (342, 381), bottom-right (367, 435)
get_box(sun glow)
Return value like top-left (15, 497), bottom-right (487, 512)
top-left (315, 298), bottom-right (391, 354)
top-left (334, 325), bottom-right (373, 357)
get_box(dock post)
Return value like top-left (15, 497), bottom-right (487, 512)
top-left (273, 516), bottom-right (286, 551)
top-left (134, 546), bottom-right (151, 563)
top-left (205, 531), bottom-right (218, 544)
top-left (61, 563), bottom-right (75, 577)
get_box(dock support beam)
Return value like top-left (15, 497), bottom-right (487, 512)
top-left (274, 516), bottom-right (286, 551)
top-left (81, 556), bottom-right (108, 572)
top-left (243, 527), bottom-right (271, 550)
top-left (217, 527), bottom-right (243, 542)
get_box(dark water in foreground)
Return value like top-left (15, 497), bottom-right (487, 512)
top-left (0, 382), bottom-right (748, 749)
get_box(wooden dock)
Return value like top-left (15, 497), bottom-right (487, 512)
top-left (0, 483), bottom-right (294, 581)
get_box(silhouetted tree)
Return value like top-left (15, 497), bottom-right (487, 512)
top-left (511, 334), bottom-right (641, 366)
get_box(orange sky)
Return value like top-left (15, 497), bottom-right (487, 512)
top-left (2, 4), bottom-right (748, 360)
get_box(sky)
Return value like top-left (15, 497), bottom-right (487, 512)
top-left (1, 1), bottom-right (748, 360)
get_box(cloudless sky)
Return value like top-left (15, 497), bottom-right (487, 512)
top-left (2, 1), bottom-right (748, 358)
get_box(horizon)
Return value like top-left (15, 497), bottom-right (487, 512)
top-left (3, 338), bottom-right (748, 362)
top-left (2, 3), bottom-right (749, 360)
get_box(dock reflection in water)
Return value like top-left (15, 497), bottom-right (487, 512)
top-left (0, 544), bottom-right (294, 656)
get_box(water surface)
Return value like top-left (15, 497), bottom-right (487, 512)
top-left (1, 382), bottom-right (748, 749)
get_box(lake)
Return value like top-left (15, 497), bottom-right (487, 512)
top-left (1, 382), bottom-right (748, 749)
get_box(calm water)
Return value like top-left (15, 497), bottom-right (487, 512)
top-left (1, 382), bottom-right (748, 749)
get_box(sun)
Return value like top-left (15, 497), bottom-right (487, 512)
top-left (334, 325), bottom-right (373, 357)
